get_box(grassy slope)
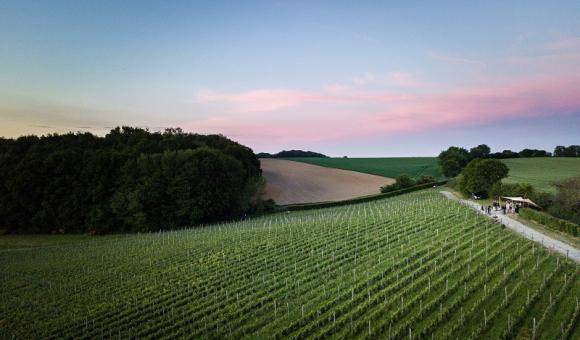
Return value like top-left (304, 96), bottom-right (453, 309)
top-left (288, 157), bottom-right (442, 179)
top-left (0, 190), bottom-right (577, 339)
top-left (502, 157), bottom-right (580, 193)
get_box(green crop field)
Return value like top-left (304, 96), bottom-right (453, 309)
top-left (288, 157), bottom-right (442, 179)
top-left (1, 191), bottom-right (578, 339)
top-left (502, 158), bottom-right (580, 193)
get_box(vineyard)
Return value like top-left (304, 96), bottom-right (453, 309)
top-left (0, 190), bottom-right (578, 339)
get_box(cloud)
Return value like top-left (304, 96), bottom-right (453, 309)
top-left (352, 72), bottom-right (426, 88)
top-left (191, 74), bottom-right (580, 145)
top-left (352, 73), bottom-right (377, 86)
top-left (544, 37), bottom-right (580, 51)
top-left (508, 37), bottom-right (580, 66)
top-left (196, 88), bottom-right (326, 113)
top-left (429, 51), bottom-right (486, 67)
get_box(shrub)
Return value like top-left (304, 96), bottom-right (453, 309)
top-left (490, 182), bottom-right (535, 199)
top-left (519, 208), bottom-right (579, 237)
top-left (416, 175), bottom-right (435, 185)
top-left (381, 174), bottom-right (416, 193)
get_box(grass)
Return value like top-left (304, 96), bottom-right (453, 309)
top-left (287, 157), bottom-right (442, 179)
top-left (0, 190), bottom-right (577, 339)
top-left (502, 157), bottom-right (580, 193)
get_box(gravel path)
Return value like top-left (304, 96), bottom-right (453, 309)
top-left (440, 190), bottom-right (580, 263)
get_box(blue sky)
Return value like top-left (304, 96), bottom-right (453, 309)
top-left (1, 1), bottom-right (579, 156)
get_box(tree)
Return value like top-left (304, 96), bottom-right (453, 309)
top-left (519, 149), bottom-right (549, 157)
top-left (0, 127), bottom-right (265, 234)
top-left (469, 144), bottom-right (491, 159)
top-left (490, 182), bottom-right (535, 199)
top-left (459, 159), bottom-right (509, 196)
top-left (549, 176), bottom-right (580, 224)
top-left (554, 145), bottom-right (580, 157)
top-left (438, 146), bottom-right (470, 177)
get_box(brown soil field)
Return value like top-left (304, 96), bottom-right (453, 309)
top-left (261, 159), bottom-right (395, 205)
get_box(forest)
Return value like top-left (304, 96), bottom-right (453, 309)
top-left (0, 127), bottom-right (265, 234)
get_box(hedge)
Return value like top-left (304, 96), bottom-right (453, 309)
top-left (519, 208), bottom-right (579, 237)
top-left (281, 180), bottom-right (448, 211)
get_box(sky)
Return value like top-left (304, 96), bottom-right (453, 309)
top-left (1, 0), bottom-right (579, 156)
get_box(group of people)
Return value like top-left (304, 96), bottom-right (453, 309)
top-left (505, 201), bottom-right (520, 214)
top-left (480, 200), bottom-right (520, 215)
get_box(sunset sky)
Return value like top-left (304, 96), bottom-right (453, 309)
top-left (1, 1), bottom-right (579, 156)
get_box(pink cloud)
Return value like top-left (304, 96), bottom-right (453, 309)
top-left (544, 37), bottom-right (580, 51)
top-left (196, 88), bottom-right (326, 112)
top-left (352, 72), bottom-right (426, 88)
top-left (191, 74), bottom-right (580, 146)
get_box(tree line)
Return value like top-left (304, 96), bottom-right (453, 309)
top-left (438, 144), bottom-right (579, 178)
top-left (256, 150), bottom-right (328, 158)
top-left (0, 127), bottom-right (269, 234)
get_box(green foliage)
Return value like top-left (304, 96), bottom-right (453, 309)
top-left (489, 182), bottom-right (535, 199)
top-left (519, 208), bottom-right (579, 237)
top-left (488, 149), bottom-right (520, 159)
top-left (259, 150), bottom-right (328, 158)
top-left (518, 149), bottom-right (550, 157)
top-left (0, 127), bottom-right (263, 234)
top-left (469, 144), bottom-right (491, 159)
top-left (380, 174), bottom-right (416, 193)
top-left (553, 145), bottom-right (580, 157)
top-left (549, 176), bottom-right (580, 225)
top-left (290, 157), bottom-right (442, 179)
top-left (459, 159), bottom-right (509, 196)
top-left (416, 174), bottom-right (435, 185)
top-left (0, 191), bottom-right (576, 338)
top-left (438, 146), bottom-right (470, 177)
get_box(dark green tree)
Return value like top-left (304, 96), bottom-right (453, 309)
top-left (459, 159), bottom-right (509, 196)
top-left (0, 127), bottom-right (265, 234)
top-left (469, 144), bottom-right (491, 159)
top-left (438, 146), bottom-right (470, 177)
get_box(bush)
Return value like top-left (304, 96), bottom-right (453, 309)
top-left (490, 182), bottom-right (535, 199)
top-left (416, 175), bottom-right (435, 185)
top-left (381, 174), bottom-right (416, 193)
top-left (549, 176), bottom-right (580, 225)
top-left (519, 208), bottom-right (579, 237)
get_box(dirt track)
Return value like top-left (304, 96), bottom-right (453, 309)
top-left (261, 159), bottom-right (395, 205)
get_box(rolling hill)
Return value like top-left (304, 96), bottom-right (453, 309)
top-left (502, 158), bottom-right (580, 193)
top-left (288, 157), bottom-right (442, 179)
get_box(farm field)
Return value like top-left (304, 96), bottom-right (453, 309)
top-left (261, 158), bottom-right (393, 205)
top-left (1, 191), bottom-right (578, 339)
top-left (502, 157), bottom-right (580, 193)
top-left (289, 157), bottom-right (442, 180)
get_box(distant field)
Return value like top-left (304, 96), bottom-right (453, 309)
top-left (502, 158), bottom-right (580, 193)
top-left (261, 159), bottom-right (393, 205)
top-left (289, 157), bottom-right (442, 179)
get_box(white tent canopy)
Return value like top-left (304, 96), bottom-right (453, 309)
top-left (502, 196), bottom-right (541, 209)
